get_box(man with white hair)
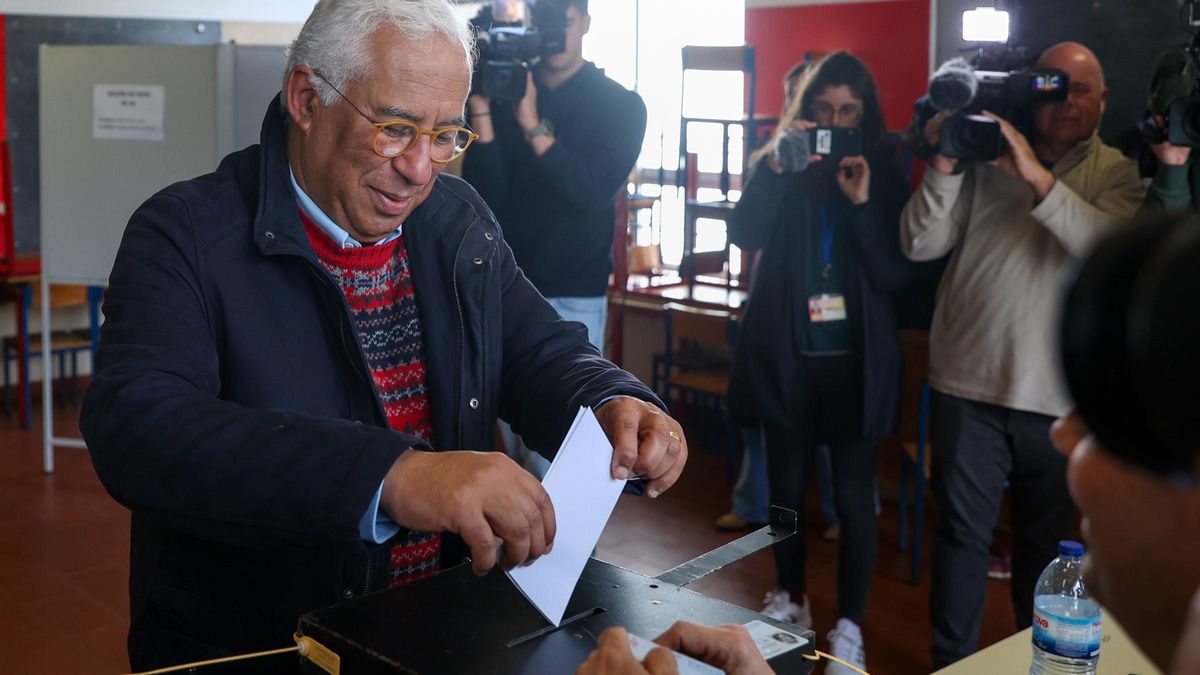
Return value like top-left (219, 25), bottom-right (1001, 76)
top-left (81, 0), bottom-right (686, 670)
top-left (901, 41), bottom-right (1143, 667)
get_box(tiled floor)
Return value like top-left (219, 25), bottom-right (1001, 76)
top-left (1, 396), bottom-right (1019, 674)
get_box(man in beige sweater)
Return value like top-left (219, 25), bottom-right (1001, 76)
top-left (900, 42), bottom-right (1144, 668)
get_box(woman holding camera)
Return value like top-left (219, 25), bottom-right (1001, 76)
top-left (727, 51), bottom-right (913, 674)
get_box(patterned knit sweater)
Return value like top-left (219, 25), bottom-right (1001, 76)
top-left (301, 211), bottom-right (441, 587)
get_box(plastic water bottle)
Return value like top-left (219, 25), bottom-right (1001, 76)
top-left (1030, 540), bottom-right (1101, 674)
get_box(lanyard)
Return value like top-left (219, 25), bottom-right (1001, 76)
top-left (817, 201), bottom-right (835, 278)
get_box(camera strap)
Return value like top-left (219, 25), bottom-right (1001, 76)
top-left (819, 201), bottom-right (835, 278)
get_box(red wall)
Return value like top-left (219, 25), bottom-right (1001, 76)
top-left (746, 0), bottom-right (929, 132)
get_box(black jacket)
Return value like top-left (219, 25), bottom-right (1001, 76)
top-left (463, 62), bottom-right (647, 297)
top-left (727, 152), bottom-right (914, 437)
top-left (80, 97), bottom-right (658, 669)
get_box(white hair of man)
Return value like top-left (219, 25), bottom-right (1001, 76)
top-left (283, 0), bottom-right (476, 109)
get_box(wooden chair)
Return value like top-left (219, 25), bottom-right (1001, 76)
top-left (677, 45), bottom-right (758, 294)
top-left (629, 244), bottom-right (663, 277)
top-left (661, 302), bottom-right (739, 483)
top-left (2, 283), bottom-right (102, 428)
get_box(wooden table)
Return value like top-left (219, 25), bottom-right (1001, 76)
top-left (933, 609), bottom-right (1161, 675)
top-left (606, 279), bottom-right (746, 368)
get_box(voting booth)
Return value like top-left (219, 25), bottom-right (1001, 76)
top-left (36, 42), bottom-right (285, 471)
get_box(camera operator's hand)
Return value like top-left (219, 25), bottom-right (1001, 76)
top-left (1150, 115), bottom-right (1191, 166)
top-left (922, 111), bottom-right (958, 174)
top-left (984, 110), bottom-right (1056, 202)
top-left (515, 71), bottom-right (539, 132)
top-left (468, 94), bottom-right (495, 143)
top-left (767, 119), bottom-right (820, 175)
top-left (514, 72), bottom-right (554, 156)
top-left (837, 156), bottom-right (870, 205)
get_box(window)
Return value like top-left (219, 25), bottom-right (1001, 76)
top-left (587, 1), bottom-right (746, 269)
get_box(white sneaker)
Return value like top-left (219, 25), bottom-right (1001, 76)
top-left (826, 617), bottom-right (866, 675)
top-left (760, 588), bottom-right (813, 629)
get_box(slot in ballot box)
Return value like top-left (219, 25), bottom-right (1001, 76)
top-left (296, 556), bottom-right (816, 674)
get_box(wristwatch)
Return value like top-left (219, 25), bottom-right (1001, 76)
top-left (525, 118), bottom-right (555, 141)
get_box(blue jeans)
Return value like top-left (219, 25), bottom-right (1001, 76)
top-left (732, 425), bottom-right (770, 523)
top-left (546, 296), bottom-right (608, 353)
top-left (499, 295), bottom-right (607, 479)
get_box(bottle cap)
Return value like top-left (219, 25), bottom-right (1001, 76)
top-left (1058, 540), bottom-right (1084, 557)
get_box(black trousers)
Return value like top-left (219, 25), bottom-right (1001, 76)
top-left (928, 390), bottom-right (1076, 668)
top-left (764, 353), bottom-right (877, 624)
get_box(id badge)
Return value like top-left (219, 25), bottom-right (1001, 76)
top-left (808, 293), bottom-right (847, 323)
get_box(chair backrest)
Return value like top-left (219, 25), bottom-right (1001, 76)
top-left (681, 45), bottom-right (756, 73)
top-left (629, 245), bottom-right (662, 276)
top-left (680, 250), bottom-right (728, 278)
top-left (30, 283), bottom-right (89, 310)
top-left (677, 44), bottom-right (757, 198)
top-left (663, 302), bottom-right (736, 348)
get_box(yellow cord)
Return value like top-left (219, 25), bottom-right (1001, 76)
top-left (802, 649), bottom-right (872, 675)
top-left (123, 645), bottom-right (301, 675)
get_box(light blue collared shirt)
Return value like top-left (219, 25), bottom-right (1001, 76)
top-left (289, 167), bottom-right (404, 248)
top-left (289, 167), bottom-right (401, 544)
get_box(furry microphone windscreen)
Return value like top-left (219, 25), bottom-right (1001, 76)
top-left (774, 128), bottom-right (811, 173)
top-left (929, 57), bottom-right (978, 112)
top-left (1147, 49), bottom-right (1196, 117)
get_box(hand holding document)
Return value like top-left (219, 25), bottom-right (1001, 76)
top-left (507, 406), bottom-right (625, 626)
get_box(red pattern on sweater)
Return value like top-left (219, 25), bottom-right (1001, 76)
top-left (301, 210), bottom-right (442, 587)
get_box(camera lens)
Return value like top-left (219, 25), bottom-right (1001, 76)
top-left (942, 114), bottom-right (1002, 160)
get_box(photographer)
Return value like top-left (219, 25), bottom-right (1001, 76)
top-left (462, 0), bottom-right (645, 477)
top-left (1141, 119), bottom-right (1194, 213)
top-left (462, 0), bottom-right (646, 350)
top-left (899, 41), bottom-right (1144, 667)
top-left (727, 51), bottom-right (915, 674)
top-left (1139, 49), bottom-right (1198, 215)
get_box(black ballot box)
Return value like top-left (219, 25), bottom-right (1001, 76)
top-left (295, 557), bottom-right (816, 674)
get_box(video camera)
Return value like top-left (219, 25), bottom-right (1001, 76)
top-left (911, 47), bottom-right (1069, 161)
top-left (471, 1), bottom-right (567, 101)
top-left (1141, 1), bottom-right (1200, 147)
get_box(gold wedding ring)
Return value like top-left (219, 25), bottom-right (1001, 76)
top-left (668, 431), bottom-right (681, 442)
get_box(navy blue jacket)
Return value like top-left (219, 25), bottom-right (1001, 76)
top-left (463, 62), bottom-right (647, 297)
top-left (81, 97), bottom-right (658, 669)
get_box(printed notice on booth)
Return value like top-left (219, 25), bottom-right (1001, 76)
top-left (94, 84), bottom-right (165, 141)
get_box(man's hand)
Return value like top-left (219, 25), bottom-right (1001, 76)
top-left (983, 110), bottom-right (1056, 201)
top-left (515, 71), bottom-right (540, 134)
top-left (923, 111), bottom-right (958, 175)
top-left (655, 622), bottom-right (775, 675)
top-left (380, 450), bottom-right (556, 575)
top-left (594, 396), bottom-right (687, 498)
top-left (514, 71), bottom-right (554, 156)
top-left (837, 156), bottom-right (870, 205)
top-left (576, 627), bottom-right (679, 675)
top-left (1153, 140), bottom-right (1192, 167)
top-left (1150, 116), bottom-right (1192, 166)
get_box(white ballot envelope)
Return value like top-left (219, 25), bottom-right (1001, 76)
top-left (507, 406), bottom-right (625, 626)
